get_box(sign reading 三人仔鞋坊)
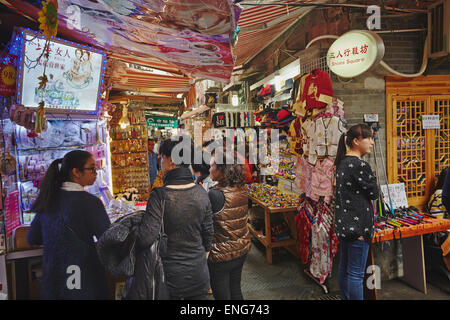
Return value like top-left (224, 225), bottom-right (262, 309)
top-left (326, 30), bottom-right (385, 78)
top-left (0, 52), bottom-right (17, 96)
top-left (146, 115), bottom-right (179, 128)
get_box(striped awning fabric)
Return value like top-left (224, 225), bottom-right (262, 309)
top-left (109, 63), bottom-right (192, 93)
top-left (233, 0), bottom-right (326, 66)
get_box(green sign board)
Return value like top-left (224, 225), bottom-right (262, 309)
top-left (145, 115), bottom-right (179, 128)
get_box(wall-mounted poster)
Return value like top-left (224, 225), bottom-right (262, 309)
top-left (13, 28), bottom-right (106, 115)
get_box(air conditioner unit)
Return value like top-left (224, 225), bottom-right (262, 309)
top-left (428, 0), bottom-right (450, 58)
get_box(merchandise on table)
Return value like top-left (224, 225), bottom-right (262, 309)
top-left (372, 206), bottom-right (450, 242)
top-left (245, 183), bottom-right (300, 208)
top-left (274, 158), bottom-right (296, 181)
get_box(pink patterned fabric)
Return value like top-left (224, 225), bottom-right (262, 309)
top-left (310, 158), bottom-right (335, 201)
top-left (309, 201), bottom-right (339, 284)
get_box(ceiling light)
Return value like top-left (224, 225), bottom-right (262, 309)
top-left (232, 95), bottom-right (239, 106)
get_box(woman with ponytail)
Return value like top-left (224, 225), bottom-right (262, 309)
top-left (27, 150), bottom-right (111, 299)
top-left (334, 124), bottom-right (379, 300)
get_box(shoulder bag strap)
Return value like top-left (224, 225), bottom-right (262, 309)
top-left (60, 211), bottom-right (92, 246)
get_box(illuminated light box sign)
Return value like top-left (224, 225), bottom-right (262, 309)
top-left (0, 52), bottom-right (17, 96)
top-left (13, 28), bottom-right (107, 115)
top-left (326, 30), bottom-right (385, 78)
top-left (146, 115), bottom-right (179, 128)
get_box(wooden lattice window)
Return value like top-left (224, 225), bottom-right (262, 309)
top-left (391, 97), bottom-right (428, 205)
top-left (433, 96), bottom-right (450, 175)
top-left (386, 76), bottom-right (450, 209)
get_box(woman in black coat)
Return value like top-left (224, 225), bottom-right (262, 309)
top-left (132, 136), bottom-right (214, 300)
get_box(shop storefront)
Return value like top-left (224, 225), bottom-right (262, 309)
top-left (228, 3), bottom-right (450, 298)
top-left (0, 0), bottom-right (449, 302)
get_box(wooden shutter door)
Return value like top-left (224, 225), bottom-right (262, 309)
top-left (388, 96), bottom-right (428, 207)
top-left (432, 95), bottom-right (450, 179)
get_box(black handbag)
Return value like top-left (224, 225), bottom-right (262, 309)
top-left (122, 196), bottom-right (170, 300)
top-left (150, 197), bottom-right (170, 300)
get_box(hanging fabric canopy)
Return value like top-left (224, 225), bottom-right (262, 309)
top-left (2, 0), bottom-right (241, 82)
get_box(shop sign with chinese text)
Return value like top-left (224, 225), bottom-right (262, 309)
top-left (0, 52), bottom-right (17, 96)
top-left (146, 115), bottom-right (179, 128)
top-left (327, 30), bottom-right (385, 78)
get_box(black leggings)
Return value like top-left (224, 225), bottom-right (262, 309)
top-left (208, 254), bottom-right (247, 300)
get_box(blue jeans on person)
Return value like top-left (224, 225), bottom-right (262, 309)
top-left (338, 239), bottom-right (370, 300)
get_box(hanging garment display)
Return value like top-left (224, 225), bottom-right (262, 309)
top-left (315, 116), bottom-right (347, 157)
top-left (295, 207), bottom-right (312, 265)
top-left (288, 117), bottom-right (305, 156)
top-left (290, 91), bottom-right (345, 287)
top-left (310, 158), bottom-right (335, 203)
top-left (309, 201), bottom-right (339, 284)
top-left (301, 69), bottom-right (334, 110)
top-left (212, 112), bottom-right (226, 128)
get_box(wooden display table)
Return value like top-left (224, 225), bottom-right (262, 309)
top-left (247, 194), bottom-right (299, 264)
top-left (365, 217), bottom-right (450, 300)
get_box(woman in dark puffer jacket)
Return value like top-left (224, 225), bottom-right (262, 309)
top-left (208, 148), bottom-right (251, 300)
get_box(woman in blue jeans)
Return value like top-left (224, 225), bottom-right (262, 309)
top-left (334, 124), bottom-right (379, 300)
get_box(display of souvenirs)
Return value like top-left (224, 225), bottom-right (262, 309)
top-left (15, 120), bottom-right (100, 149)
top-left (274, 158), bottom-right (295, 181)
top-left (111, 166), bottom-right (149, 193)
top-left (245, 183), bottom-right (300, 208)
top-left (286, 71), bottom-right (344, 287)
top-left (113, 187), bottom-right (143, 202)
top-left (19, 181), bottom-right (39, 212)
top-left (110, 139), bottom-right (147, 154)
top-left (9, 119), bottom-right (111, 226)
top-left (109, 124), bottom-right (148, 140)
top-left (110, 111), bottom-right (150, 198)
top-left (18, 150), bottom-right (66, 181)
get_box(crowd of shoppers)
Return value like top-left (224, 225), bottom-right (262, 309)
top-left (27, 125), bottom-right (450, 300)
top-left (27, 136), bottom-right (251, 300)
